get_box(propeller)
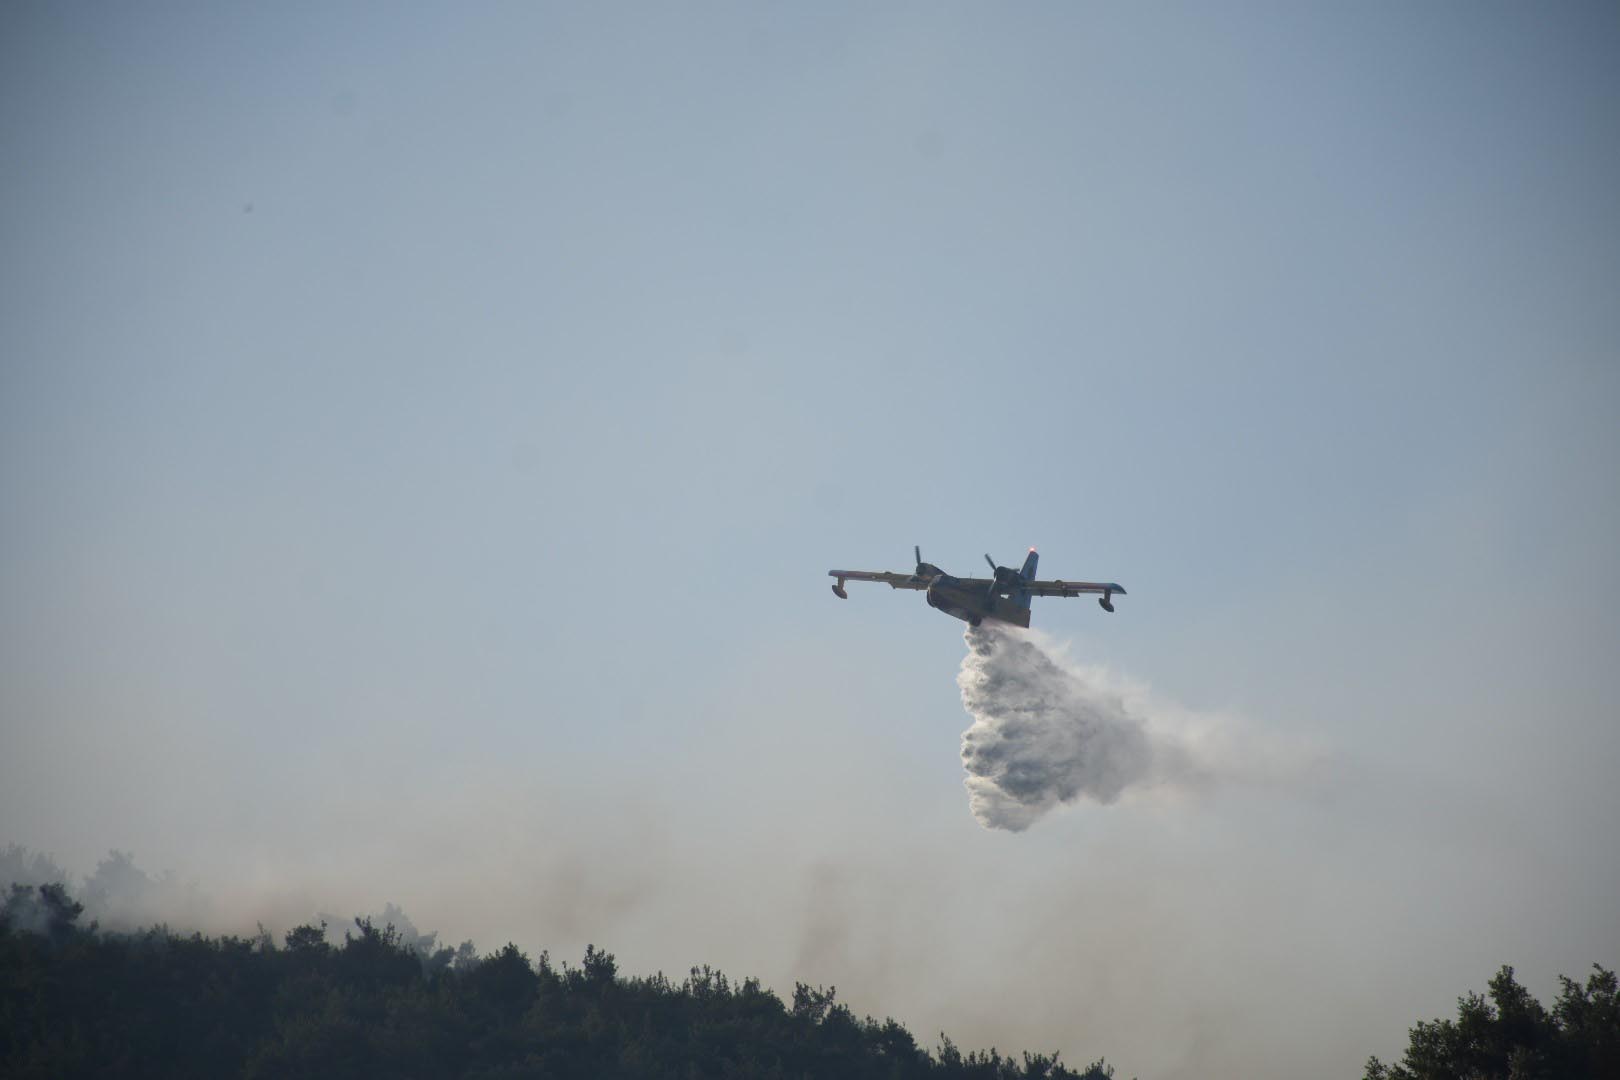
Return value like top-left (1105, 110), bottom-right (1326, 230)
top-left (912, 545), bottom-right (944, 583)
top-left (984, 553), bottom-right (1020, 599)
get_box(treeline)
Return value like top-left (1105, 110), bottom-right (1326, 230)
top-left (1366, 963), bottom-right (1619, 1080)
top-left (1, 882), bottom-right (1118, 1080)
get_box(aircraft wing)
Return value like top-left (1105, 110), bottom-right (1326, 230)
top-left (1020, 579), bottom-right (1127, 598)
top-left (827, 570), bottom-right (930, 590)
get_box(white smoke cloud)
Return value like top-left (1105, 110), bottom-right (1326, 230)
top-left (958, 624), bottom-right (1297, 831)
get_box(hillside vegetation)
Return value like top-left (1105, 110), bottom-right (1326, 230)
top-left (1365, 963), bottom-right (1618, 1080)
top-left (1, 881), bottom-right (1117, 1080)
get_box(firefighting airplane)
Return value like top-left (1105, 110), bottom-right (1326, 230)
top-left (828, 547), bottom-right (1125, 628)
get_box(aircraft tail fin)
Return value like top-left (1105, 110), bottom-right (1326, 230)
top-left (1013, 548), bottom-right (1038, 609)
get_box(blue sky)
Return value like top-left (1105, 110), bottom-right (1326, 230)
top-left (3, 4), bottom-right (1618, 1077)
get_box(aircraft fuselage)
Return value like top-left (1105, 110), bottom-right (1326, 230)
top-left (924, 576), bottom-right (1032, 629)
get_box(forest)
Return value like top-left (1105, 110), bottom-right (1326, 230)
top-left (5, 868), bottom-right (1617, 1078)
top-left (1, 879), bottom-right (1118, 1079)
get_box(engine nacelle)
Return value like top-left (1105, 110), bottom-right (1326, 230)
top-left (832, 581), bottom-right (848, 599)
top-left (1098, 592), bottom-right (1115, 613)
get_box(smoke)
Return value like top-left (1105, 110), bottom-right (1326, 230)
top-left (0, 844), bottom-right (456, 956)
top-left (959, 624), bottom-right (1244, 831)
top-left (0, 844), bottom-right (69, 892)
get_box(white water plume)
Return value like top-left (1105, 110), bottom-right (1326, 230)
top-left (959, 624), bottom-right (1254, 831)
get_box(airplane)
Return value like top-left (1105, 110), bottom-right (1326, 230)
top-left (828, 546), bottom-right (1125, 628)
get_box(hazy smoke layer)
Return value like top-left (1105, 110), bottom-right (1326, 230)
top-left (959, 625), bottom-right (1193, 831)
top-left (0, 844), bottom-right (467, 958)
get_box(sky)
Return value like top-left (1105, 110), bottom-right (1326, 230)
top-left (3, 2), bottom-right (1618, 1076)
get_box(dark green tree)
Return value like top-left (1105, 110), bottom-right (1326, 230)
top-left (1367, 964), bottom-right (1620, 1080)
